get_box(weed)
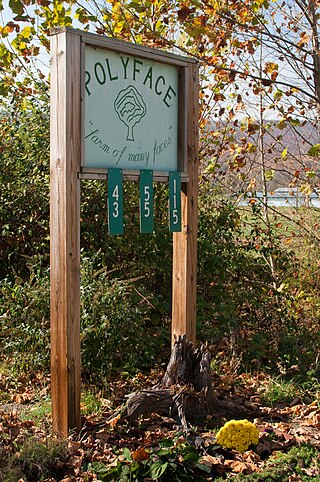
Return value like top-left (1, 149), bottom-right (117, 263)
top-left (80, 390), bottom-right (102, 415)
top-left (0, 438), bottom-right (69, 482)
top-left (259, 376), bottom-right (301, 406)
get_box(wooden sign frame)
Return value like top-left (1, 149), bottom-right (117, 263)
top-left (50, 27), bottom-right (199, 435)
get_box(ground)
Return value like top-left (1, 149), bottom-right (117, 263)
top-left (0, 365), bottom-right (320, 481)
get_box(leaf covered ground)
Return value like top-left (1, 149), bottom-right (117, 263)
top-left (1, 365), bottom-right (320, 481)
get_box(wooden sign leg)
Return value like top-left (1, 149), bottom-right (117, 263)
top-left (172, 64), bottom-right (199, 346)
top-left (50, 30), bottom-right (81, 435)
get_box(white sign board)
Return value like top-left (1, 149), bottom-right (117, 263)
top-left (84, 46), bottom-right (179, 172)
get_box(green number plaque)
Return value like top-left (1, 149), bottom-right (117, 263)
top-left (140, 170), bottom-right (154, 233)
top-left (169, 171), bottom-right (181, 232)
top-left (108, 168), bottom-right (123, 235)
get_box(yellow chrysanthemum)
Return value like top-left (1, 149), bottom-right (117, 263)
top-left (216, 419), bottom-right (260, 453)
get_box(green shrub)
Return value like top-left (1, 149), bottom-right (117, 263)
top-left (2, 94), bottom-right (320, 377)
top-left (0, 255), bottom-right (167, 376)
top-left (196, 190), bottom-right (320, 374)
top-left (0, 262), bottom-right (51, 371)
top-left (92, 437), bottom-right (213, 481)
top-left (95, 443), bottom-right (320, 482)
top-left (80, 254), bottom-right (167, 377)
top-left (0, 94), bottom-right (50, 280)
top-left (80, 180), bottom-right (173, 303)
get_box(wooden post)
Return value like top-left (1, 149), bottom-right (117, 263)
top-left (50, 29), bottom-right (81, 435)
top-left (172, 64), bottom-right (199, 345)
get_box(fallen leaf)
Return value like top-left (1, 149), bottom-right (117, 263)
top-left (256, 440), bottom-right (271, 457)
top-left (243, 450), bottom-right (261, 463)
top-left (270, 440), bottom-right (286, 451)
top-left (67, 455), bottom-right (83, 470)
top-left (225, 460), bottom-right (252, 474)
top-left (200, 454), bottom-right (224, 466)
top-left (12, 392), bottom-right (33, 404)
top-left (201, 457), bottom-right (228, 475)
top-left (131, 447), bottom-right (149, 462)
top-left (106, 414), bottom-right (121, 428)
top-left (96, 429), bottom-right (111, 443)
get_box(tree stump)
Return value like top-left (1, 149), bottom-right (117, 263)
top-left (125, 335), bottom-right (263, 429)
top-left (126, 335), bottom-right (215, 429)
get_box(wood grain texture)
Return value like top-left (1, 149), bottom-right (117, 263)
top-left (172, 63), bottom-right (199, 346)
top-left (50, 27), bottom-right (196, 67)
top-left (50, 29), bottom-right (81, 435)
top-left (80, 168), bottom-right (189, 183)
top-left (178, 67), bottom-right (188, 174)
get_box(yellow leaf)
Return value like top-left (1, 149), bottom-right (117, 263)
top-left (300, 183), bottom-right (313, 196)
top-left (265, 61), bottom-right (278, 73)
top-left (20, 26), bottom-right (32, 38)
top-left (114, 21), bottom-right (124, 34)
top-left (3, 25), bottom-right (14, 35)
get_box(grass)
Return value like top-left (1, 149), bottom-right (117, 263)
top-left (259, 376), bottom-right (302, 407)
top-left (19, 398), bottom-right (51, 424)
top-left (17, 389), bottom-right (103, 426)
top-left (80, 390), bottom-right (103, 415)
top-left (259, 374), bottom-right (320, 407)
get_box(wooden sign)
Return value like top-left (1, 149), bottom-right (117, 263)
top-left (85, 47), bottom-right (179, 173)
top-left (50, 27), bottom-right (199, 436)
